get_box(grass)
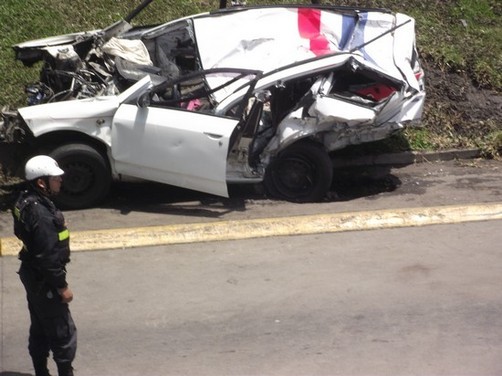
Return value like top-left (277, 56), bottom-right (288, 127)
top-left (0, 0), bottom-right (500, 155)
top-left (421, 0), bottom-right (501, 89)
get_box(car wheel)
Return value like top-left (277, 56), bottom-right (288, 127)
top-left (264, 141), bottom-right (333, 202)
top-left (50, 143), bottom-right (111, 209)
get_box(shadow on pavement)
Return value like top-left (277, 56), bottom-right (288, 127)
top-left (100, 181), bottom-right (261, 218)
top-left (0, 165), bottom-right (404, 215)
top-left (95, 164), bottom-right (404, 216)
top-left (1, 141), bottom-right (408, 215)
top-left (332, 164), bottom-right (402, 201)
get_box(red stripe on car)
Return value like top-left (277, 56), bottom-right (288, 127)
top-left (298, 9), bottom-right (330, 56)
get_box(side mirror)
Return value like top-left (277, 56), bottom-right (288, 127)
top-left (137, 93), bottom-right (151, 108)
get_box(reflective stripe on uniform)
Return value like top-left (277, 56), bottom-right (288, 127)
top-left (58, 229), bottom-right (70, 241)
top-left (14, 206), bottom-right (21, 220)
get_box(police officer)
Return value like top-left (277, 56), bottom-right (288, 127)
top-left (13, 155), bottom-right (77, 376)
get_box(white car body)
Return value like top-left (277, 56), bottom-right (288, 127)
top-left (5, 5), bottom-right (425, 208)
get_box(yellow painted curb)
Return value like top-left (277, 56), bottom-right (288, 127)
top-left (1, 202), bottom-right (502, 256)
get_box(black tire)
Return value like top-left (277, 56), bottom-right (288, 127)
top-left (50, 143), bottom-right (111, 209)
top-left (264, 141), bottom-right (333, 202)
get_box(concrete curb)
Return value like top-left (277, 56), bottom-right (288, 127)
top-left (1, 202), bottom-right (501, 256)
top-left (332, 148), bottom-right (482, 167)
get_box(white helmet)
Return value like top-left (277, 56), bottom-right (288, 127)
top-left (25, 155), bottom-right (64, 181)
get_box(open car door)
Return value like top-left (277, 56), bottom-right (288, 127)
top-left (111, 69), bottom-right (260, 197)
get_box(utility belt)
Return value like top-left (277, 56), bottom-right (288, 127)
top-left (19, 244), bottom-right (43, 272)
top-left (18, 245), bottom-right (32, 262)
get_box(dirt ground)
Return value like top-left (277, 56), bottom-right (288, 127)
top-left (422, 59), bottom-right (502, 141)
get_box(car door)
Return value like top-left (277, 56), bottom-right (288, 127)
top-left (111, 104), bottom-right (239, 197)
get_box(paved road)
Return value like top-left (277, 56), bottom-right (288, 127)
top-left (2, 220), bottom-right (502, 375)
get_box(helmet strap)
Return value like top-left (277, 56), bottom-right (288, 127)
top-left (33, 177), bottom-right (52, 196)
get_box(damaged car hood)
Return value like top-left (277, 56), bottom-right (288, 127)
top-left (17, 75), bottom-right (153, 140)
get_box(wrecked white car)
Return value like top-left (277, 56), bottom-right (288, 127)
top-left (1, 3), bottom-right (425, 209)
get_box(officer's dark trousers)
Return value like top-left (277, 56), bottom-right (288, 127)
top-left (19, 264), bottom-right (77, 376)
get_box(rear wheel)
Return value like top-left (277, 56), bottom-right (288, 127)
top-left (264, 141), bottom-right (333, 202)
top-left (50, 143), bottom-right (111, 209)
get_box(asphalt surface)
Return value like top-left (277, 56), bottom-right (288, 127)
top-left (2, 220), bottom-right (501, 375)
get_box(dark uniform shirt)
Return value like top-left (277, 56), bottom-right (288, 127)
top-left (13, 188), bottom-right (71, 290)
